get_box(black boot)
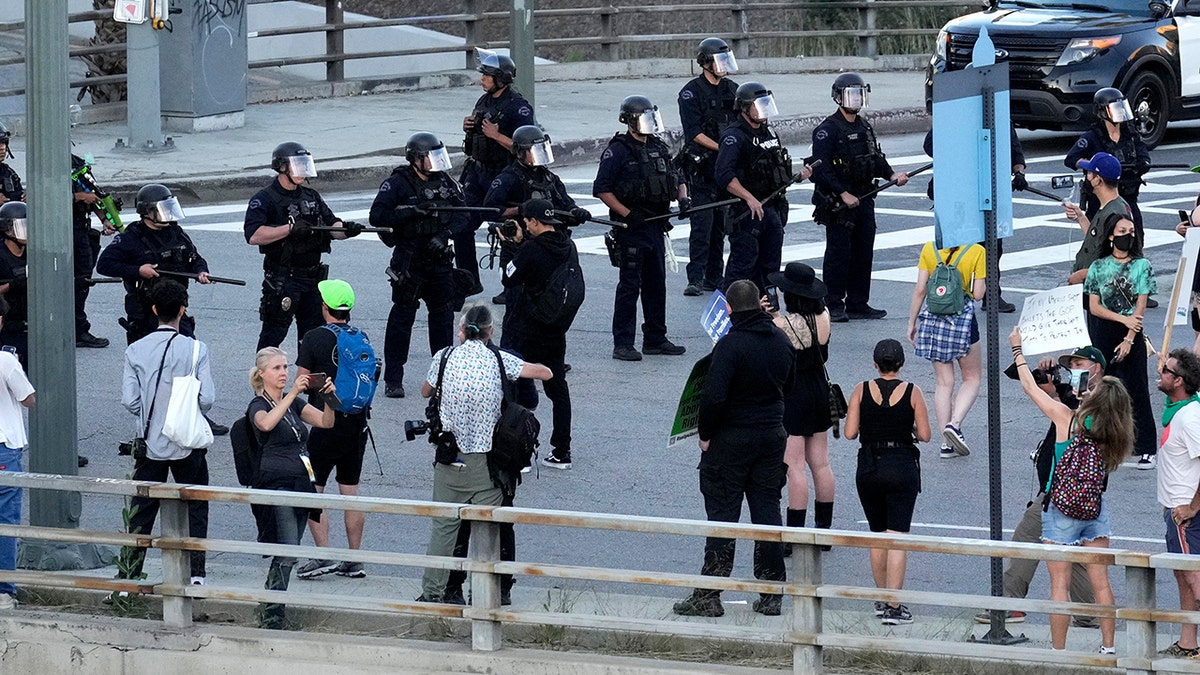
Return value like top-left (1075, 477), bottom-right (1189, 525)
top-left (814, 501), bottom-right (834, 552)
top-left (784, 508), bottom-right (806, 557)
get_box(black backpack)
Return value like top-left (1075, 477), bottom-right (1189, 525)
top-left (230, 404), bottom-right (263, 488)
top-left (487, 346), bottom-right (540, 494)
top-left (526, 244), bottom-right (585, 332)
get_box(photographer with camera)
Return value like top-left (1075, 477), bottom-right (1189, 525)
top-left (116, 280), bottom-right (214, 588)
top-left (369, 132), bottom-right (467, 399)
top-left (414, 304), bottom-right (551, 603)
top-left (972, 345), bottom-right (1105, 626)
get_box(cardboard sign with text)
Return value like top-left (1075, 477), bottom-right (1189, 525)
top-left (1167, 226), bottom-right (1200, 327)
top-left (1017, 285), bottom-right (1088, 355)
top-left (668, 355), bottom-right (712, 447)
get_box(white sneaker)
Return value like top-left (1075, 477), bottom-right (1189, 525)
top-left (190, 576), bottom-right (206, 586)
top-left (0, 593), bottom-right (15, 610)
top-left (1136, 454), bottom-right (1156, 470)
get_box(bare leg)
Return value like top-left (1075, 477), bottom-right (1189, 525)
top-left (1082, 538), bottom-right (1115, 649)
top-left (870, 547), bottom-right (887, 589)
top-left (339, 483), bottom-right (364, 550)
top-left (1174, 569), bottom-right (1200, 649)
top-left (784, 435), bottom-right (809, 509)
top-left (884, 529), bottom-right (907, 604)
top-left (1046, 558), bottom-right (1072, 649)
top-left (931, 360), bottom-right (956, 433)
top-left (308, 484), bottom-right (329, 548)
top-left (805, 432), bottom-right (835, 503)
top-left (951, 345), bottom-right (982, 427)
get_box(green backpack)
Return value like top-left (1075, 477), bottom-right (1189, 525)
top-left (925, 246), bottom-right (971, 316)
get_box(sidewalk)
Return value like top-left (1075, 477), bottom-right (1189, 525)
top-left (1, 59), bottom-right (929, 198)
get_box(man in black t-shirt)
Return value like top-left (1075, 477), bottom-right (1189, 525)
top-left (292, 280), bottom-right (374, 580)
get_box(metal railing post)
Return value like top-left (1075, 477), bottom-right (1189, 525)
top-left (1124, 564), bottom-right (1155, 675)
top-left (469, 518), bottom-right (502, 651)
top-left (462, 0), bottom-right (478, 70)
top-left (791, 544), bottom-right (823, 674)
top-left (730, 0), bottom-right (750, 59)
top-left (857, 0), bottom-right (877, 58)
top-left (159, 499), bottom-right (193, 628)
top-left (326, 0), bottom-right (345, 82)
top-left (599, 3), bottom-right (616, 62)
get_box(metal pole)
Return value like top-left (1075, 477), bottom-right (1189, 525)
top-left (125, 20), bottom-right (164, 149)
top-left (510, 0), bottom-right (535, 108)
top-left (326, 0), bottom-right (345, 82)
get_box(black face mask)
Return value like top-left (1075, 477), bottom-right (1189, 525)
top-left (1113, 233), bottom-right (1135, 252)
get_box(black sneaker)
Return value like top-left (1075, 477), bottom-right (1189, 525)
top-left (384, 383), bottom-right (405, 399)
top-left (76, 332), bottom-right (109, 348)
top-left (206, 415), bottom-right (229, 436)
top-left (542, 452), bottom-right (572, 470)
top-left (847, 306), bottom-right (887, 320)
top-left (466, 279), bottom-right (485, 297)
top-left (492, 292), bottom-right (507, 305)
top-left (612, 346), bottom-right (643, 361)
top-left (752, 595), bottom-right (782, 616)
top-left (683, 284), bottom-right (703, 297)
top-left (672, 593), bottom-right (724, 617)
top-left (334, 561), bottom-right (365, 578)
top-left (829, 308), bottom-right (849, 323)
top-left (873, 601), bottom-right (887, 617)
top-left (414, 593), bottom-right (443, 603)
top-left (442, 588), bottom-right (466, 605)
top-left (881, 604), bottom-right (913, 625)
top-left (1147, 297), bottom-right (1159, 309)
top-left (643, 340), bottom-right (686, 356)
top-left (295, 558), bottom-right (339, 579)
top-left (500, 587), bottom-right (512, 606)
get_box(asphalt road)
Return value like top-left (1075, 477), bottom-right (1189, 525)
top-left (66, 124), bottom-right (1200, 620)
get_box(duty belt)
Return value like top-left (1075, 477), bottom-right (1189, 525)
top-left (266, 265), bottom-right (324, 279)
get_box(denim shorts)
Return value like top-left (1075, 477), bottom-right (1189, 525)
top-left (1164, 507), bottom-right (1200, 554)
top-left (1041, 498), bottom-right (1111, 545)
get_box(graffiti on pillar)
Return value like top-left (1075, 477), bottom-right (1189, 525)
top-left (194, 0), bottom-right (246, 26)
top-left (194, 0), bottom-right (247, 109)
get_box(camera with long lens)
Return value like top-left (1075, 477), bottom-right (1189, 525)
top-left (487, 219), bottom-right (519, 240)
top-left (404, 419), bottom-right (430, 441)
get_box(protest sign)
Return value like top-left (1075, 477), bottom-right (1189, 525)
top-left (1017, 285), bottom-right (1088, 355)
top-left (701, 290), bottom-right (731, 344)
top-left (1167, 226), bottom-right (1200, 327)
top-left (668, 355), bottom-right (711, 447)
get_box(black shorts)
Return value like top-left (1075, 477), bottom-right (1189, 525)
top-left (306, 411), bottom-right (368, 487)
top-left (855, 451), bottom-right (920, 533)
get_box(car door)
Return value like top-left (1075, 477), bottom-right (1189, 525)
top-left (1176, 0), bottom-right (1200, 99)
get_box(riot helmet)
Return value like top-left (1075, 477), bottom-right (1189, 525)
top-left (135, 184), bottom-right (186, 224)
top-left (1094, 87), bottom-right (1133, 124)
top-left (476, 48), bottom-right (516, 90)
top-left (271, 141), bottom-right (317, 179)
top-left (696, 37), bottom-right (738, 77)
top-left (0, 201), bottom-right (27, 242)
top-left (0, 121), bottom-right (9, 146)
top-left (406, 132), bottom-right (453, 173)
top-left (511, 125), bottom-right (554, 166)
top-left (736, 82), bottom-right (779, 122)
top-left (832, 73), bottom-right (870, 112)
top-left (619, 96), bottom-right (665, 135)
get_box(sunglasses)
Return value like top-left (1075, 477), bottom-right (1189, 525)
top-left (1163, 366), bottom-right (1181, 378)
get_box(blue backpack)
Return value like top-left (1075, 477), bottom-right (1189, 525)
top-left (324, 323), bottom-right (378, 414)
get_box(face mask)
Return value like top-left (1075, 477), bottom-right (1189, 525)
top-left (1112, 233), bottom-right (1134, 252)
top-left (1069, 368), bottom-right (1089, 390)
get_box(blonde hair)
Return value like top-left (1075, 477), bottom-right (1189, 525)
top-left (249, 347), bottom-right (287, 394)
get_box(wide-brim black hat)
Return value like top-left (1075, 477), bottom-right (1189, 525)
top-left (767, 262), bottom-right (827, 299)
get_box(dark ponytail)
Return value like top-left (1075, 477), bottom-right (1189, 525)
top-left (460, 304), bottom-right (493, 341)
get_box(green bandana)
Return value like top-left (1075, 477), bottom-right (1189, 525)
top-left (1163, 395), bottom-right (1200, 428)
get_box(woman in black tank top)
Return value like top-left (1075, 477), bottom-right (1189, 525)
top-left (843, 339), bottom-right (932, 627)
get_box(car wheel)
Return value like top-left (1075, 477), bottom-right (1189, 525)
top-left (1126, 70), bottom-right (1169, 149)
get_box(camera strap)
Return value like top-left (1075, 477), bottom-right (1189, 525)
top-left (142, 330), bottom-right (180, 440)
top-left (433, 346), bottom-right (455, 420)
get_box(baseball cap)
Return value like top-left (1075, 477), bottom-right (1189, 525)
top-left (873, 338), bottom-right (905, 369)
top-left (1078, 152), bottom-right (1121, 181)
top-left (521, 198), bottom-right (563, 225)
top-left (1058, 345), bottom-right (1107, 371)
top-left (318, 279), bottom-right (355, 311)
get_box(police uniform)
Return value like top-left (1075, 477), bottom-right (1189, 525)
top-left (810, 112), bottom-right (895, 315)
top-left (482, 162), bottom-right (577, 279)
top-left (95, 220), bottom-right (209, 344)
top-left (458, 88), bottom-right (536, 283)
top-left (593, 132), bottom-right (679, 351)
top-left (244, 181), bottom-right (338, 350)
top-left (1064, 123), bottom-right (1150, 236)
top-left (369, 166), bottom-right (468, 391)
top-left (714, 116), bottom-right (791, 292)
top-left (70, 155), bottom-right (103, 340)
top-left (0, 243), bottom-right (28, 368)
top-left (0, 162), bottom-right (22, 203)
top-left (677, 75), bottom-right (738, 291)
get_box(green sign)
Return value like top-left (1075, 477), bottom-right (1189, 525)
top-left (668, 355), bottom-right (711, 447)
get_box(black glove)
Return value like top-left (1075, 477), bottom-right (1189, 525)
top-left (289, 216), bottom-right (312, 234)
top-left (622, 211), bottom-right (646, 228)
top-left (569, 207), bottom-right (591, 224)
top-left (1136, 159), bottom-right (1151, 176)
top-left (396, 204), bottom-right (428, 220)
top-left (341, 220), bottom-right (364, 238)
top-left (1011, 171), bottom-right (1027, 192)
top-left (427, 230), bottom-right (451, 255)
top-left (676, 197), bottom-right (693, 220)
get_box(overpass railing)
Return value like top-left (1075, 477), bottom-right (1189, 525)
top-left (0, 471), bottom-right (1190, 674)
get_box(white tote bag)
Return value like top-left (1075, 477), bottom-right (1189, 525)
top-left (162, 338), bottom-right (214, 449)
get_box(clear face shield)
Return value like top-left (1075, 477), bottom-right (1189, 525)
top-left (711, 51), bottom-right (738, 76)
top-left (285, 154), bottom-right (317, 179)
top-left (631, 108), bottom-right (665, 135)
top-left (8, 219), bottom-right (26, 243)
top-left (526, 138), bottom-right (555, 166)
top-left (425, 146), bottom-right (453, 173)
top-left (749, 94), bottom-right (779, 121)
top-left (147, 196), bottom-right (186, 224)
top-left (476, 47), bottom-right (499, 70)
top-left (840, 85), bottom-right (870, 112)
top-left (1104, 99), bottom-right (1133, 123)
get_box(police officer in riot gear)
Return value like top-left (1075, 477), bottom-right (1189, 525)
top-left (811, 72), bottom-right (908, 322)
top-left (677, 37), bottom-right (739, 297)
top-left (70, 153), bottom-right (114, 348)
top-left (96, 184), bottom-right (213, 345)
top-left (483, 125), bottom-right (589, 304)
top-left (0, 202), bottom-right (29, 367)
top-left (459, 49), bottom-right (537, 295)
top-left (594, 96), bottom-right (689, 362)
top-left (369, 132), bottom-right (468, 399)
top-left (244, 142), bottom-right (363, 350)
top-left (715, 82), bottom-right (808, 293)
top-left (0, 124), bottom-right (21, 206)
top-left (1064, 87), bottom-right (1153, 302)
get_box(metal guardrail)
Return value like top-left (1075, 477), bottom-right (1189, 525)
top-left (0, 472), bottom-right (1197, 673)
top-left (0, 0), bottom-right (979, 98)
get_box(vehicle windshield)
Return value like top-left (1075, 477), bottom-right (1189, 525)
top-left (996, 0), bottom-right (1149, 13)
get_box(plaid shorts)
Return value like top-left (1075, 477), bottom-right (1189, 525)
top-left (915, 302), bottom-right (977, 363)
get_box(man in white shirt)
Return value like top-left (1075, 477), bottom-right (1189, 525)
top-left (1157, 348), bottom-right (1200, 658)
top-left (0, 295), bottom-right (34, 610)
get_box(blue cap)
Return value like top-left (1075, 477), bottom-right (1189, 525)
top-left (1078, 152), bottom-right (1121, 181)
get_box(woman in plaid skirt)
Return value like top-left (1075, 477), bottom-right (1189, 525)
top-left (907, 242), bottom-right (986, 460)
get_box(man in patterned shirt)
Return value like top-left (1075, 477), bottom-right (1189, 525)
top-left (415, 304), bottom-right (551, 603)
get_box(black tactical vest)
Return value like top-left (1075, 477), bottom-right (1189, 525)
top-left (466, 88), bottom-right (520, 169)
top-left (0, 165), bottom-right (21, 202)
top-left (610, 134), bottom-right (673, 207)
top-left (740, 126), bottom-right (793, 198)
top-left (0, 246), bottom-right (26, 323)
top-left (510, 164), bottom-right (560, 205)
top-left (395, 166), bottom-right (460, 237)
top-left (1093, 123), bottom-right (1143, 198)
top-left (260, 185), bottom-right (332, 270)
top-left (830, 114), bottom-right (882, 192)
top-left (699, 80), bottom-right (739, 141)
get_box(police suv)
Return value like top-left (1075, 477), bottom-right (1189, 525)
top-left (927, 0), bottom-right (1200, 147)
